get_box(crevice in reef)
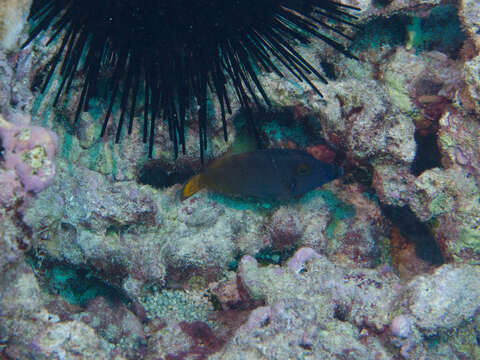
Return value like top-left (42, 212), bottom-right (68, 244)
top-left (382, 205), bottom-right (444, 268)
top-left (137, 160), bottom-right (194, 189)
top-left (411, 130), bottom-right (442, 176)
top-left (25, 251), bottom-right (128, 307)
top-left (352, 5), bottom-right (467, 57)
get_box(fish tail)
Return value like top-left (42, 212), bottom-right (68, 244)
top-left (181, 174), bottom-right (204, 199)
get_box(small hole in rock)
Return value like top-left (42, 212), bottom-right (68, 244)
top-left (299, 343), bottom-right (313, 351)
top-left (333, 303), bottom-right (349, 321)
top-left (320, 60), bottom-right (337, 80)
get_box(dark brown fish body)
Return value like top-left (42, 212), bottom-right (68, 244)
top-left (182, 149), bottom-right (343, 200)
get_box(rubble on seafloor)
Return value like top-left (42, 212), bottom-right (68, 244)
top-left (1, 0), bottom-right (480, 359)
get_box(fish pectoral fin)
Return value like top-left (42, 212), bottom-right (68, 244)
top-left (181, 174), bottom-right (204, 200)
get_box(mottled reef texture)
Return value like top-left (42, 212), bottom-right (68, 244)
top-left (1, 0), bottom-right (480, 359)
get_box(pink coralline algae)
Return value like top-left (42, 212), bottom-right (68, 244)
top-left (0, 114), bottom-right (57, 197)
top-left (287, 247), bottom-right (322, 273)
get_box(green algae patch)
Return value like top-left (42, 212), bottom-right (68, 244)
top-left (227, 251), bottom-right (245, 271)
top-left (254, 245), bottom-right (297, 266)
top-left (208, 192), bottom-right (276, 212)
top-left (406, 5), bottom-right (466, 55)
top-left (353, 5), bottom-right (466, 56)
top-left (428, 193), bottom-right (453, 217)
top-left (209, 187), bottom-right (351, 214)
top-left (301, 189), bottom-right (354, 241)
top-left (317, 190), bottom-right (355, 220)
top-left (326, 217), bottom-right (340, 240)
top-left (352, 15), bottom-right (410, 51)
top-left (384, 72), bottom-right (413, 113)
top-left (453, 227), bottom-right (480, 263)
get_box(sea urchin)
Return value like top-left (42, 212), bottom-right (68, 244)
top-left (24, 0), bottom-right (359, 161)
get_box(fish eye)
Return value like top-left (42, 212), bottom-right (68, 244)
top-left (297, 163), bottom-right (311, 176)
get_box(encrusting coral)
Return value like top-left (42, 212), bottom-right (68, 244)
top-left (0, 114), bottom-right (57, 207)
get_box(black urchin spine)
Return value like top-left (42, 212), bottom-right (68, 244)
top-left (24, 0), bottom-right (359, 161)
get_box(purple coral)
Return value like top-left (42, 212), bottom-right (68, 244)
top-left (0, 115), bottom-right (57, 194)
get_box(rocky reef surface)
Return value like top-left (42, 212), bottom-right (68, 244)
top-left (1, 0), bottom-right (480, 359)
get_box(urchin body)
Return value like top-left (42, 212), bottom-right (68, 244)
top-left (25, 0), bottom-right (358, 160)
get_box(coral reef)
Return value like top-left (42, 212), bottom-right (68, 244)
top-left (1, 0), bottom-right (480, 358)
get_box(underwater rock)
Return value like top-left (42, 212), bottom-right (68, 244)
top-left (459, 0), bottom-right (480, 48)
top-left (237, 255), bottom-right (264, 301)
top-left (437, 110), bottom-right (480, 179)
top-left (0, 210), bottom-right (26, 277)
top-left (212, 297), bottom-right (391, 360)
top-left (164, 195), bottom-right (248, 274)
top-left (22, 160), bottom-right (158, 234)
top-left (74, 297), bottom-right (146, 357)
top-left (0, 52), bottom-right (13, 113)
top-left (0, 263), bottom-right (44, 319)
top-left (226, 254), bottom-right (400, 359)
top-left (22, 159), bottom-right (167, 286)
top-left (406, 264), bottom-right (480, 333)
top-left (262, 206), bottom-right (304, 250)
top-left (319, 78), bottom-right (416, 164)
top-left (463, 55), bottom-right (480, 115)
top-left (0, 264), bottom-right (46, 358)
top-left (239, 253), bottom-right (401, 331)
top-left (0, 0), bottom-right (31, 52)
top-left (381, 48), bottom-right (460, 130)
top-left (297, 183), bottom-right (388, 267)
top-left (406, 106), bottom-right (480, 264)
top-left (146, 322), bottom-right (194, 360)
top-left (373, 164), bottom-right (415, 207)
top-left (361, 0), bottom-right (441, 17)
top-left (0, 263), bottom-right (113, 359)
top-left (296, 199), bottom-right (331, 250)
top-left (409, 167), bottom-right (480, 263)
top-left (32, 320), bottom-right (112, 359)
top-left (232, 249), bottom-right (480, 359)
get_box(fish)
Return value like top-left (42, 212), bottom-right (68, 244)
top-left (181, 148), bottom-right (343, 200)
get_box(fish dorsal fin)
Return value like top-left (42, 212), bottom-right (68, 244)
top-left (208, 150), bottom-right (245, 169)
